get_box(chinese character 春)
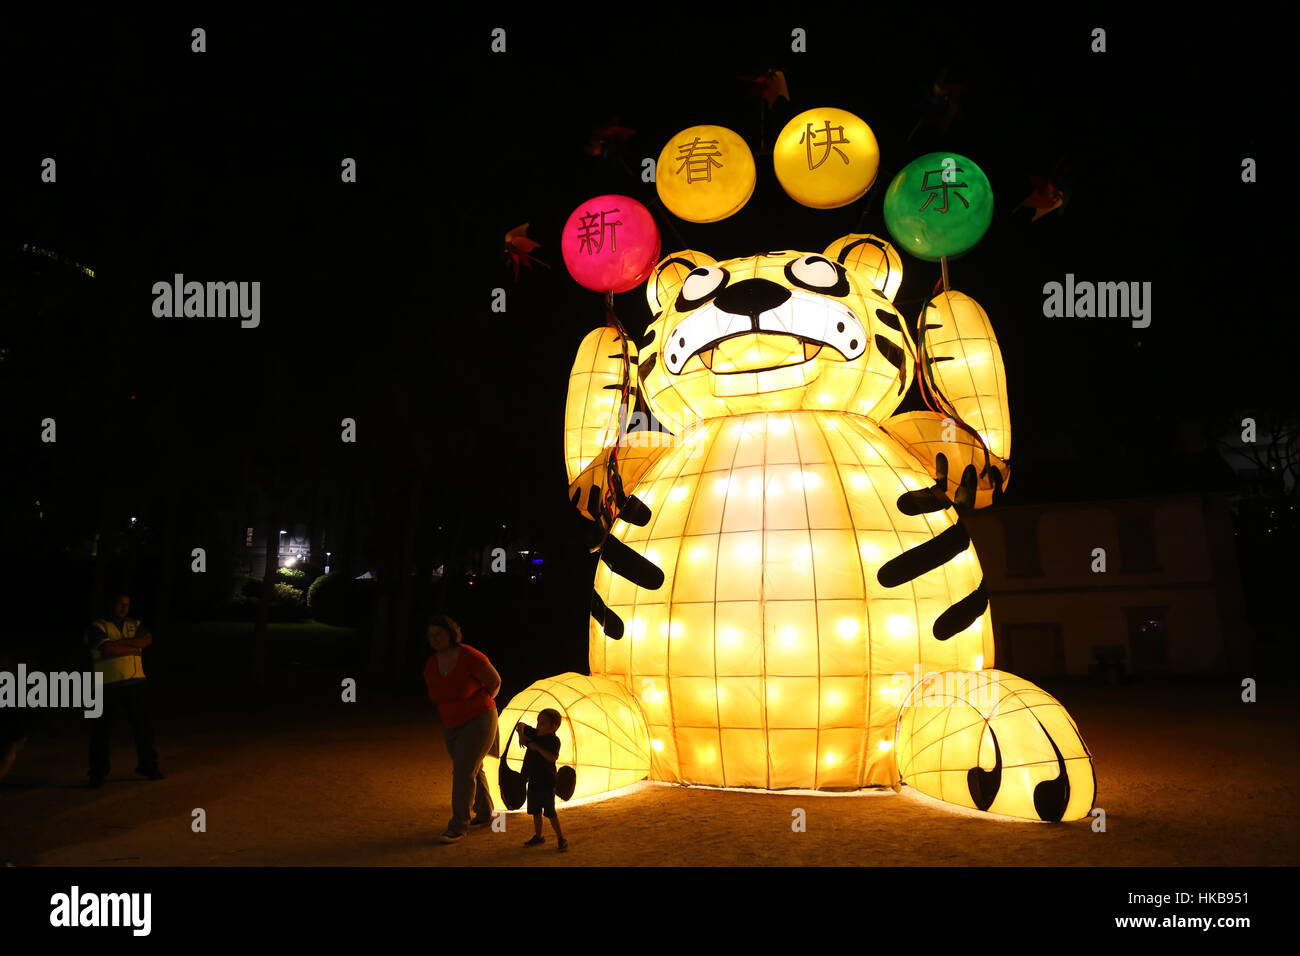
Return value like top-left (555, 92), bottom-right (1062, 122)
top-left (799, 120), bottom-right (851, 170)
top-left (576, 208), bottom-right (623, 255)
top-left (674, 137), bottom-right (724, 184)
top-left (919, 167), bottom-right (970, 214)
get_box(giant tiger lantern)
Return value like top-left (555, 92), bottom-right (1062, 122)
top-left (487, 233), bottom-right (1096, 823)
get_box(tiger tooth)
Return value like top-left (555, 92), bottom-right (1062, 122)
top-left (698, 348), bottom-right (714, 369)
top-left (803, 342), bottom-right (823, 361)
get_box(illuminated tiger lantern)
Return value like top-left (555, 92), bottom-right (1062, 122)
top-left (488, 234), bottom-right (1096, 822)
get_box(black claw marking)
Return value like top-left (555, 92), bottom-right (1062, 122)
top-left (877, 524), bottom-right (970, 587)
top-left (933, 581), bottom-right (988, 641)
top-left (590, 590), bottom-right (624, 640)
top-left (988, 464), bottom-right (1004, 500)
top-left (967, 724), bottom-right (1003, 812)
top-left (619, 494), bottom-right (651, 527)
top-left (571, 487), bottom-right (582, 508)
top-left (638, 352), bottom-right (657, 382)
top-left (556, 765), bottom-right (577, 801)
top-left (954, 464), bottom-right (979, 508)
top-left (896, 484), bottom-right (951, 515)
top-left (586, 484), bottom-right (602, 518)
top-left (897, 453), bottom-right (952, 515)
top-left (498, 757), bottom-right (528, 810)
top-left (1032, 718), bottom-right (1071, 823)
top-left (599, 534), bottom-right (665, 590)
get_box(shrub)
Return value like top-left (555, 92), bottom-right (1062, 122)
top-left (236, 575), bottom-right (263, 599)
top-left (273, 582), bottom-right (304, 605)
top-left (308, 571), bottom-right (374, 626)
top-left (276, 567), bottom-right (309, 589)
top-left (308, 571), bottom-right (349, 624)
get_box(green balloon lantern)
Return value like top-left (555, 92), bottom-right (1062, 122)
top-left (883, 152), bottom-right (993, 261)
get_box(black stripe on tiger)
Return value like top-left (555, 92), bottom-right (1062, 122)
top-left (876, 524), bottom-right (970, 588)
top-left (933, 582), bottom-right (988, 641)
top-left (874, 333), bottom-right (907, 395)
top-left (638, 351), bottom-right (657, 383)
top-left (590, 590), bottom-right (624, 640)
top-left (873, 307), bottom-right (902, 331)
top-left (599, 534), bottom-right (666, 590)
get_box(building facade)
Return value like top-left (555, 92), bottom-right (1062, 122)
top-left (963, 492), bottom-right (1251, 677)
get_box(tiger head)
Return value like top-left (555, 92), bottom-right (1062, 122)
top-left (637, 234), bottom-right (915, 427)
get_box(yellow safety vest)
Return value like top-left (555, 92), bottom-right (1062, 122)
top-left (89, 617), bottom-right (147, 686)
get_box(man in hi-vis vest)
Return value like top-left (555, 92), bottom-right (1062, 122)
top-left (85, 592), bottom-right (163, 787)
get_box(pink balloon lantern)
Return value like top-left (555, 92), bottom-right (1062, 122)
top-left (561, 195), bottom-right (661, 294)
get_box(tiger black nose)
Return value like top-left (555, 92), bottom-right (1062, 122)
top-left (713, 278), bottom-right (791, 320)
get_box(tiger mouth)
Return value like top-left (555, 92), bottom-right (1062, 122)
top-left (691, 333), bottom-right (839, 375)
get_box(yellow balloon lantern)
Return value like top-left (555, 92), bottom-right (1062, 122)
top-left (656, 126), bottom-right (756, 223)
top-left (494, 236), bottom-right (1095, 823)
top-left (773, 108), bottom-right (880, 209)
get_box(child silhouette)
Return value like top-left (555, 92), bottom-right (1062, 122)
top-left (517, 709), bottom-right (567, 852)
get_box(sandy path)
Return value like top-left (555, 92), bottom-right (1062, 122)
top-left (3, 679), bottom-right (1297, 866)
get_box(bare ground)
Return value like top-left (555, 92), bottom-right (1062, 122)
top-left (2, 678), bottom-right (1298, 867)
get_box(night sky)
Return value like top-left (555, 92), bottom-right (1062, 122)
top-left (0, 13), bottom-right (1285, 628)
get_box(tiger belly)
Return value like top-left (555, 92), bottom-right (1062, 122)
top-left (589, 410), bottom-right (994, 790)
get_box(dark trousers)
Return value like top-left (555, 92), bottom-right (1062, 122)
top-left (442, 707), bottom-right (498, 834)
top-left (89, 681), bottom-right (159, 779)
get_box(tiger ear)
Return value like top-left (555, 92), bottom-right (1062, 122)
top-left (645, 250), bottom-right (718, 313)
top-left (822, 233), bottom-right (903, 302)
